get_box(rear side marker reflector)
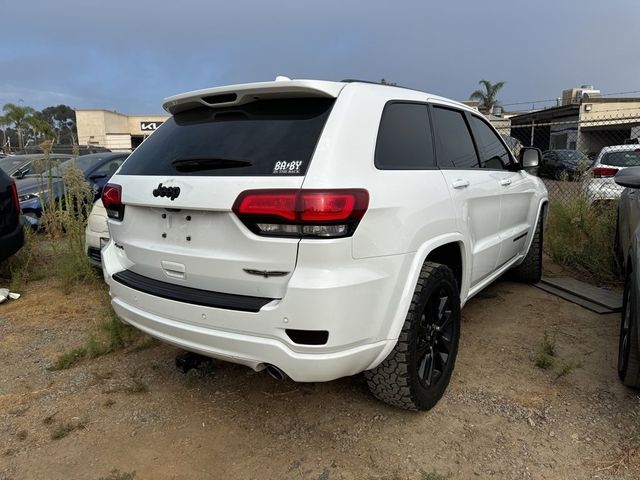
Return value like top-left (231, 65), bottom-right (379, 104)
top-left (285, 329), bottom-right (329, 345)
top-left (233, 189), bottom-right (369, 238)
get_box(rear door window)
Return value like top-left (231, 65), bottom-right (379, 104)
top-left (601, 150), bottom-right (640, 167)
top-left (431, 107), bottom-right (479, 169)
top-left (469, 115), bottom-right (511, 169)
top-left (118, 98), bottom-right (334, 176)
top-left (93, 158), bottom-right (125, 177)
top-left (375, 102), bottom-right (435, 169)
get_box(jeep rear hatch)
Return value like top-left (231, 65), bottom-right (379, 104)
top-left (108, 96), bottom-right (335, 300)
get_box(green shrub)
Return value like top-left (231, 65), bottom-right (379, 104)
top-left (545, 190), bottom-right (618, 283)
top-left (7, 142), bottom-right (98, 291)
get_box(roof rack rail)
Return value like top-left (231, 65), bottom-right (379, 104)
top-left (341, 79), bottom-right (384, 85)
top-left (340, 79), bottom-right (424, 94)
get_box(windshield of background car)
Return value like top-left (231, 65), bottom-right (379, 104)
top-left (60, 155), bottom-right (106, 173)
top-left (557, 150), bottom-right (586, 163)
top-left (601, 150), bottom-right (640, 167)
top-left (118, 98), bottom-right (335, 176)
top-left (28, 155), bottom-right (101, 178)
top-left (0, 157), bottom-right (24, 173)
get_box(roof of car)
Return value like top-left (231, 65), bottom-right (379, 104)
top-left (162, 78), bottom-right (472, 115)
top-left (600, 145), bottom-right (640, 153)
top-left (79, 152), bottom-right (128, 161)
top-left (11, 153), bottom-right (73, 160)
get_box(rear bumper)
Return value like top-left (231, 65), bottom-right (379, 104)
top-left (585, 178), bottom-right (624, 201)
top-left (85, 221), bottom-right (109, 268)
top-left (0, 220), bottom-right (24, 262)
top-left (111, 296), bottom-right (388, 382)
top-left (102, 241), bottom-right (409, 382)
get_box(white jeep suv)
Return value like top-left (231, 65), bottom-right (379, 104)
top-left (101, 78), bottom-right (548, 410)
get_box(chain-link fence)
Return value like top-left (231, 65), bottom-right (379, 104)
top-left (493, 109), bottom-right (640, 280)
top-left (494, 111), bottom-right (640, 205)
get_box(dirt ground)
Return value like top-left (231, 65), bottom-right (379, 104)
top-left (1, 271), bottom-right (639, 480)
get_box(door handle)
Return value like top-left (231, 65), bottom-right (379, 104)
top-left (452, 179), bottom-right (470, 189)
top-left (500, 178), bottom-right (512, 186)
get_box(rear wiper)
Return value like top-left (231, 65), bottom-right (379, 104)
top-left (172, 158), bottom-right (252, 172)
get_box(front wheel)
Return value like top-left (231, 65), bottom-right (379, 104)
top-left (619, 269), bottom-right (640, 388)
top-left (365, 262), bottom-right (461, 411)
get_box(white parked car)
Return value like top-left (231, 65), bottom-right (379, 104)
top-left (85, 199), bottom-right (109, 267)
top-left (100, 78), bottom-right (548, 410)
top-left (585, 145), bottom-right (640, 202)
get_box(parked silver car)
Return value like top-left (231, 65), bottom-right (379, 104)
top-left (586, 145), bottom-right (640, 203)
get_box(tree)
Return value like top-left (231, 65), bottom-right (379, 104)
top-left (26, 116), bottom-right (55, 141)
top-left (469, 80), bottom-right (506, 111)
top-left (1, 103), bottom-right (35, 150)
top-left (0, 115), bottom-right (8, 152)
top-left (38, 105), bottom-right (77, 144)
top-left (380, 78), bottom-right (397, 86)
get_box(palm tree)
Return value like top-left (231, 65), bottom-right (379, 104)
top-left (26, 116), bottom-right (55, 143)
top-left (2, 103), bottom-right (36, 151)
top-left (469, 80), bottom-right (506, 111)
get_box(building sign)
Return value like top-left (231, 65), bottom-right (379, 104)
top-left (141, 121), bottom-right (163, 131)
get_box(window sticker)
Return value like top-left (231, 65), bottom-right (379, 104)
top-left (273, 160), bottom-right (304, 174)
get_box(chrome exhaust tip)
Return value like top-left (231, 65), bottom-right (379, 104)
top-left (265, 364), bottom-right (287, 381)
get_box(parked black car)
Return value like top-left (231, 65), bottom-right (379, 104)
top-left (539, 149), bottom-right (592, 180)
top-left (16, 152), bottom-right (128, 227)
top-left (614, 167), bottom-right (640, 388)
top-left (0, 168), bottom-right (24, 262)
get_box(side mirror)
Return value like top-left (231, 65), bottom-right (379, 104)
top-left (614, 166), bottom-right (640, 189)
top-left (13, 168), bottom-right (27, 179)
top-left (518, 147), bottom-right (542, 169)
top-left (89, 173), bottom-right (107, 181)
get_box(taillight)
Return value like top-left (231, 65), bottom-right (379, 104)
top-left (10, 180), bottom-right (20, 216)
top-left (102, 183), bottom-right (125, 220)
top-left (232, 189), bottom-right (369, 238)
top-left (593, 167), bottom-right (618, 178)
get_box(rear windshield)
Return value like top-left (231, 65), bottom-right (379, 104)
top-left (557, 150), bottom-right (586, 163)
top-left (602, 150), bottom-right (640, 167)
top-left (119, 98), bottom-right (335, 176)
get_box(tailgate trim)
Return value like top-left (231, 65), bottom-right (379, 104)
top-left (112, 269), bottom-right (274, 313)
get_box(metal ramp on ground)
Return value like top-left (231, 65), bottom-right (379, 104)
top-left (534, 276), bottom-right (622, 314)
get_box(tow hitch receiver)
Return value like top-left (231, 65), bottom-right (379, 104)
top-left (175, 351), bottom-right (214, 374)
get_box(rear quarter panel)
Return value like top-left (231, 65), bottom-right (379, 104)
top-left (301, 84), bottom-right (458, 259)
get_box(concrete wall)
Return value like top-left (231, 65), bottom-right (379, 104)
top-left (76, 110), bottom-right (108, 145)
top-left (76, 109), bottom-right (169, 150)
top-left (580, 101), bottom-right (640, 127)
top-left (105, 134), bottom-right (135, 152)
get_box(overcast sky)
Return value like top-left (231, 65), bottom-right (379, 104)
top-left (2, 0), bottom-right (638, 114)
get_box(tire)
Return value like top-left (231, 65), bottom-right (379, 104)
top-left (365, 262), bottom-right (461, 411)
top-left (510, 211), bottom-right (543, 283)
top-left (619, 270), bottom-right (640, 388)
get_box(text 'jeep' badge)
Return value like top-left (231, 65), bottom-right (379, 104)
top-left (153, 183), bottom-right (181, 200)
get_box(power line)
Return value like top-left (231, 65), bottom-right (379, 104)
top-left (501, 89), bottom-right (640, 108)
